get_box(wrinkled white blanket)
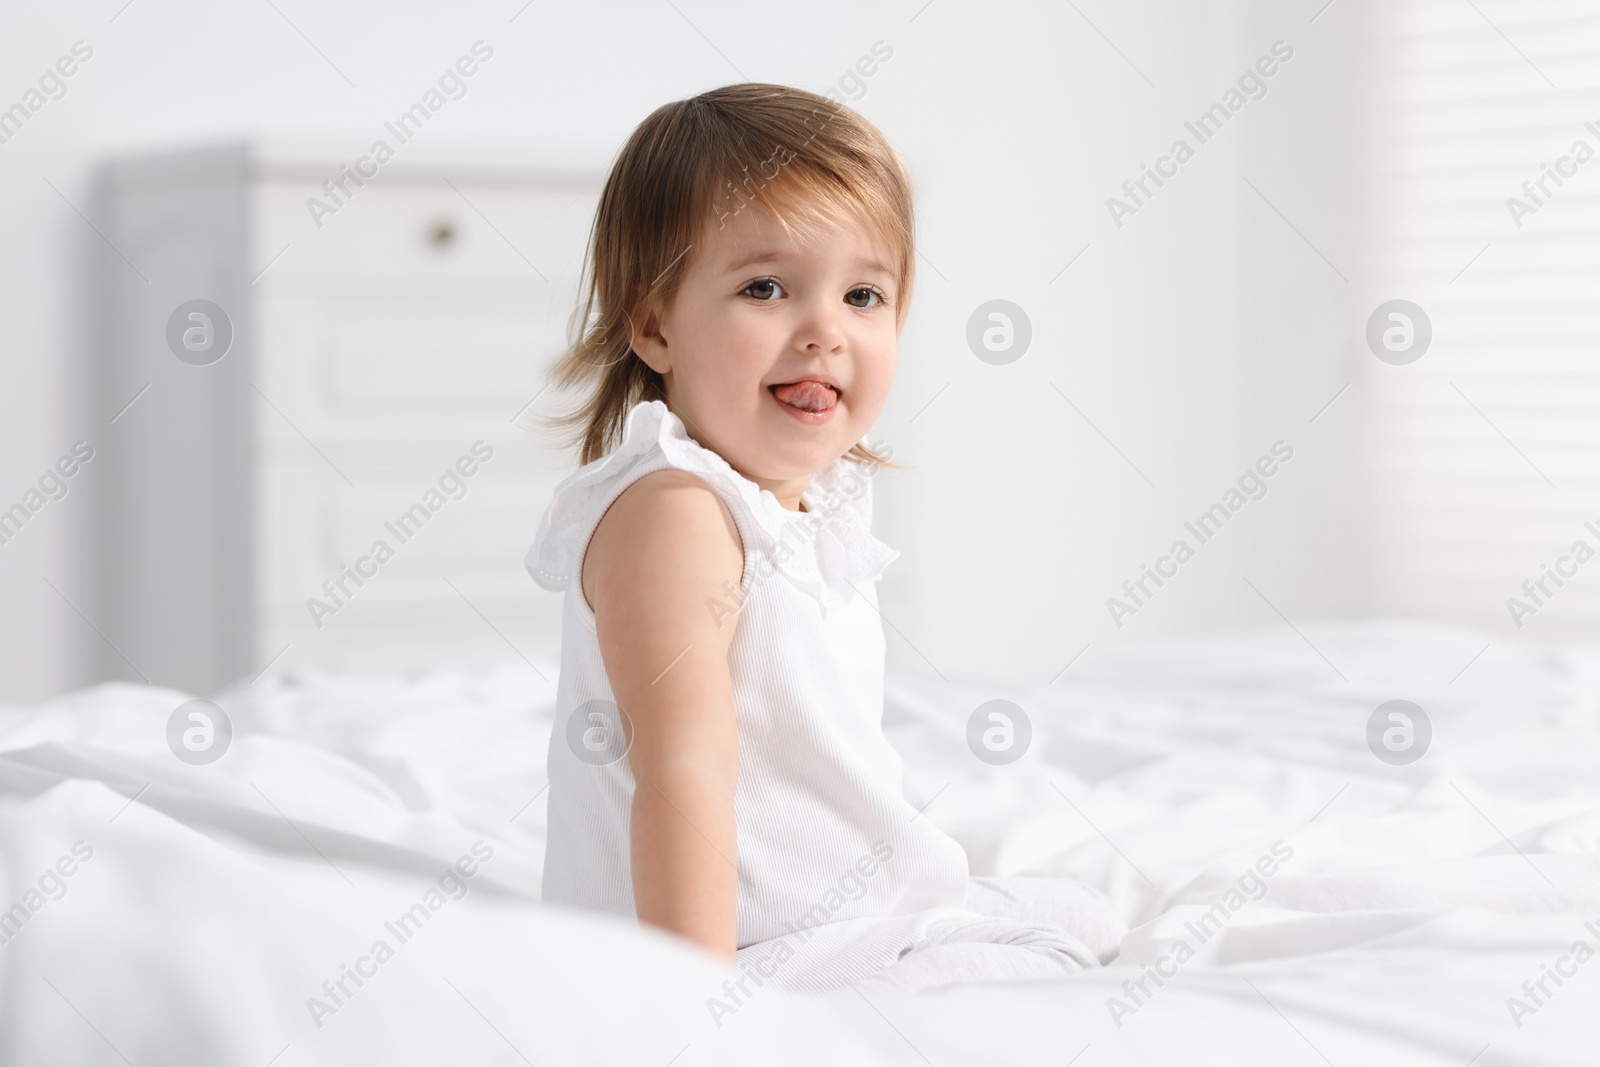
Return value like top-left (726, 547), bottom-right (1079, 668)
top-left (732, 873), bottom-right (1125, 996)
top-left (1, 620), bottom-right (1598, 1065)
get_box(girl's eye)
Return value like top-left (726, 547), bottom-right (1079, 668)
top-left (846, 286), bottom-right (886, 309)
top-left (743, 277), bottom-right (785, 301)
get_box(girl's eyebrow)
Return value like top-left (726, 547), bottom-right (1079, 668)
top-left (721, 249), bottom-right (896, 278)
top-left (721, 249), bottom-right (785, 274)
top-left (854, 258), bottom-right (896, 278)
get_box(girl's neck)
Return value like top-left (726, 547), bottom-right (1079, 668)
top-left (665, 398), bottom-right (814, 512)
top-left (756, 479), bottom-right (810, 513)
top-left (723, 459), bottom-right (811, 512)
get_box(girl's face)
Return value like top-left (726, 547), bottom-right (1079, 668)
top-left (629, 204), bottom-right (900, 510)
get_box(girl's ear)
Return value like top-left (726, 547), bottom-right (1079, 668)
top-left (629, 303), bottom-right (671, 374)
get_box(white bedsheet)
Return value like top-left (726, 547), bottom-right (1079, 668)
top-left (1, 620), bottom-right (1596, 1065)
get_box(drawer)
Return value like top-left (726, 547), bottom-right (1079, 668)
top-left (253, 178), bottom-right (600, 281)
top-left (253, 297), bottom-right (575, 440)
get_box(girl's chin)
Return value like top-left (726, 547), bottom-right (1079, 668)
top-left (744, 438), bottom-right (850, 484)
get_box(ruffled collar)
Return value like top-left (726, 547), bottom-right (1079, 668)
top-left (527, 400), bottom-right (899, 614)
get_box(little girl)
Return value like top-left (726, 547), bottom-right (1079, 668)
top-left (528, 83), bottom-right (1123, 995)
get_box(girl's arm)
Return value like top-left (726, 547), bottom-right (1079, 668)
top-left (584, 469), bottom-right (745, 962)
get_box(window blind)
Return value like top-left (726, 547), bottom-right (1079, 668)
top-left (1363, 0), bottom-right (1600, 638)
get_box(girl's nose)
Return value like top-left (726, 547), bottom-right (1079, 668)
top-left (796, 298), bottom-right (847, 353)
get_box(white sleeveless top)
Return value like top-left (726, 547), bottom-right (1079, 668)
top-left (526, 399), bottom-right (989, 988)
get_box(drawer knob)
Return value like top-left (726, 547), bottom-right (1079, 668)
top-left (429, 220), bottom-right (457, 249)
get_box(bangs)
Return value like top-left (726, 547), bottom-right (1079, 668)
top-left (653, 87), bottom-right (915, 312)
top-left (702, 133), bottom-right (909, 276)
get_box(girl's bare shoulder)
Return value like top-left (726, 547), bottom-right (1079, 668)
top-left (581, 469), bottom-right (744, 617)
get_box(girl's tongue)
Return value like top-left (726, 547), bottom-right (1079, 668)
top-left (771, 381), bottom-right (837, 412)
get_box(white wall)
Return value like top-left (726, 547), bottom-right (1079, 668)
top-left (874, 1), bottom-right (1359, 684)
top-left (0, 0), bottom-right (1357, 699)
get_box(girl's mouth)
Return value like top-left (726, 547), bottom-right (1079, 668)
top-left (769, 380), bottom-right (839, 424)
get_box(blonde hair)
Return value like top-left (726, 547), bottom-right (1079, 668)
top-left (543, 82), bottom-right (913, 468)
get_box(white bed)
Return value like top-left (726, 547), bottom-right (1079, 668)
top-left (1, 620), bottom-right (1596, 1065)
